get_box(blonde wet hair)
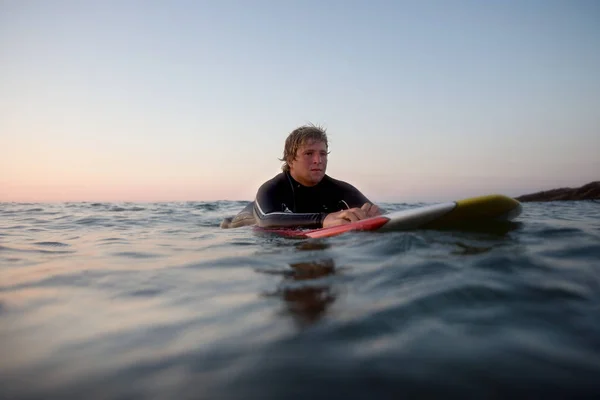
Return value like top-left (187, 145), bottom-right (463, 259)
top-left (280, 124), bottom-right (329, 172)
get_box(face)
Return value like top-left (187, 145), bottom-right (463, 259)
top-left (288, 140), bottom-right (328, 187)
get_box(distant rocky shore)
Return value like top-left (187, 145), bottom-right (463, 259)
top-left (516, 181), bottom-right (600, 202)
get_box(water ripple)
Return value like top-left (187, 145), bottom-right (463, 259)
top-left (33, 242), bottom-right (70, 247)
top-left (0, 200), bottom-right (599, 399)
top-left (112, 251), bottom-right (164, 259)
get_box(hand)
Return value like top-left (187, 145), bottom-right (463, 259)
top-left (322, 207), bottom-right (368, 228)
top-left (361, 202), bottom-right (382, 217)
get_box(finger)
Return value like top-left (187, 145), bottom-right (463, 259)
top-left (323, 213), bottom-right (350, 228)
top-left (351, 207), bottom-right (368, 220)
top-left (341, 210), bottom-right (359, 222)
top-left (368, 205), bottom-right (380, 217)
top-left (333, 217), bottom-right (351, 226)
top-left (362, 203), bottom-right (379, 217)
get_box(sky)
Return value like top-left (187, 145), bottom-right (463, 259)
top-left (1, 0), bottom-right (599, 203)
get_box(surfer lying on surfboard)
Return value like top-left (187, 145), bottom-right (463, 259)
top-left (221, 124), bottom-right (382, 229)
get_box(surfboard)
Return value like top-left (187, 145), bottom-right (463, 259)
top-left (255, 194), bottom-right (522, 239)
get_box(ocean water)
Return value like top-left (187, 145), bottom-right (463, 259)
top-left (1, 200), bottom-right (600, 399)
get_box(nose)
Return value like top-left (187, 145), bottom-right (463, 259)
top-left (312, 154), bottom-right (323, 164)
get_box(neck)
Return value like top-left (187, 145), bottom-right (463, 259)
top-left (287, 171), bottom-right (320, 187)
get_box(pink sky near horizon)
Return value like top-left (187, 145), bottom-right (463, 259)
top-left (1, 170), bottom-right (594, 204)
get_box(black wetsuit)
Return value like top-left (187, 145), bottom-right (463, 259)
top-left (251, 172), bottom-right (373, 229)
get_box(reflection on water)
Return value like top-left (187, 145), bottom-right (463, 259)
top-left (437, 220), bottom-right (522, 235)
top-left (264, 259), bottom-right (336, 328)
top-left (295, 240), bottom-right (331, 251)
top-left (451, 242), bottom-right (493, 255)
top-left (259, 240), bottom-right (338, 328)
top-left (282, 259), bottom-right (337, 328)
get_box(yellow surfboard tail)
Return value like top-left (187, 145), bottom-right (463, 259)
top-left (423, 194), bottom-right (522, 229)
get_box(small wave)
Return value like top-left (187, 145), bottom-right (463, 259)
top-left (127, 288), bottom-right (164, 297)
top-left (473, 253), bottom-right (552, 273)
top-left (360, 232), bottom-right (429, 256)
top-left (349, 279), bottom-right (512, 328)
top-left (17, 217), bottom-right (46, 224)
top-left (536, 226), bottom-right (584, 237)
top-left (33, 241), bottom-right (70, 247)
top-left (52, 215), bottom-right (73, 221)
top-left (112, 251), bottom-right (164, 259)
top-left (191, 233), bottom-right (215, 240)
top-left (193, 203), bottom-right (219, 211)
top-left (229, 239), bottom-right (258, 247)
top-left (197, 220), bottom-right (221, 227)
top-left (108, 206), bottom-right (146, 212)
top-left (0, 244), bottom-right (74, 254)
top-left (184, 255), bottom-right (267, 269)
top-left (1, 257), bottom-right (21, 262)
top-left (162, 229), bottom-right (186, 234)
top-left (75, 217), bottom-right (110, 225)
top-left (540, 243), bottom-right (600, 260)
top-left (519, 280), bottom-right (590, 302)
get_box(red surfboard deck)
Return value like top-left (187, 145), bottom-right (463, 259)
top-left (255, 216), bottom-right (390, 239)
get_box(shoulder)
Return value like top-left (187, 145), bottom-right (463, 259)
top-left (257, 172), bottom-right (289, 194)
top-left (322, 175), bottom-right (360, 191)
top-left (322, 174), bottom-right (370, 205)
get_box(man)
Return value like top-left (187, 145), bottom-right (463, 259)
top-left (245, 124), bottom-right (382, 229)
top-left (220, 124), bottom-right (382, 229)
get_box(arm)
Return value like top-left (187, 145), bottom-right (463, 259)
top-left (332, 178), bottom-right (385, 215)
top-left (253, 178), bottom-right (326, 229)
